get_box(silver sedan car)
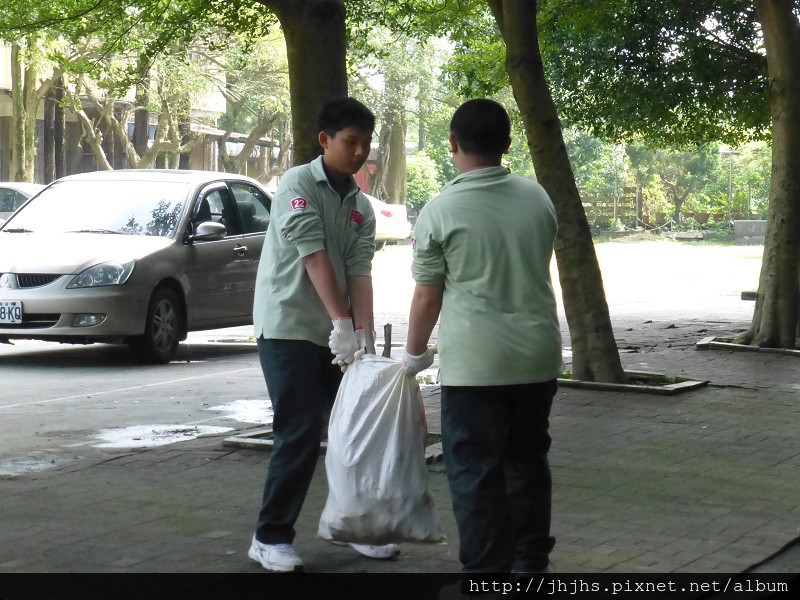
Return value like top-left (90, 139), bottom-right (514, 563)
top-left (0, 170), bottom-right (271, 363)
top-left (0, 182), bottom-right (46, 224)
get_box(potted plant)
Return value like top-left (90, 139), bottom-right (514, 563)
top-left (695, 212), bottom-right (710, 225)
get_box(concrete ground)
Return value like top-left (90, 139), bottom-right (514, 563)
top-left (0, 239), bottom-right (798, 598)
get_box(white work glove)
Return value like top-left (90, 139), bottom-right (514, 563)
top-left (348, 327), bottom-right (378, 370)
top-left (329, 318), bottom-right (359, 372)
top-left (354, 328), bottom-right (367, 362)
top-left (402, 345), bottom-right (437, 376)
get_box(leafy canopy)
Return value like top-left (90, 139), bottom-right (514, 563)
top-left (540, 0), bottom-right (770, 146)
top-left (0, 0), bottom-right (276, 88)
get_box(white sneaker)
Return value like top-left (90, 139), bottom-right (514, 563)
top-left (328, 540), bottom-right (401, 560)
top-left (248, 536), bottom-right (305, 572)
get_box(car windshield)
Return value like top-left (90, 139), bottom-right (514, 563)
top-left (2, 179), bottom-right (190, 237)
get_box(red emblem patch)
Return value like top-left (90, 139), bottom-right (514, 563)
top-left (350, 210), bottom-right (364, 225)
top-left (290, 197), bottom-right (307, 211)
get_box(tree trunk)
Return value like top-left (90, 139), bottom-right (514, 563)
top-left (104, 106), bottom-right (127, 170)
top-left (671, 195), bottom-right (685, 225)
top-left (218, 120), bottom-right (274, 175)
top-left (418, 81), bottom-right (428, 151)
top-left (177, 94), bottom-right (192, 170)
top-left (64, 81), bottom-right (113, 171)
top-left (383, 96), bottom-right (407, 205)
top-left (43, 85), bottom-right (56, 183)
top-left (371, 84), bottom-right (407, 203)
top-left (54, 76), bottom-right (66, 180)
top-left (664, 181), bottom-right (688, 225)
top-left (739, 0), bottom-right (800, 348)
top-left (266, 119), bottom-right (293, 181)
top-left (371, 123), bottom-right (390, 197)
top-left (487, 0), bottom-right (626, 382)
top-left (258, 0), bottom-right (348, 166)
top-left (23, 50), bottom-right (36, 180)
top-left (10, 43), bottom-right (35, 182)
top-left (133, 79), bottom-right (151, 161)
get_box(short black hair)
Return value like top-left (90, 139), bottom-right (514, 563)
top-left (317, 97), bottom-right (375, 137)
top-left (450, 99), bottom-right (511, 155)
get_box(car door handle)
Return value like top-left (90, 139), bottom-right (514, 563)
top-left (233, 244), bottom-right (248, 256)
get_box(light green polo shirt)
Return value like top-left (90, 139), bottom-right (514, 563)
top-left (253, 155), bottom-right (376, 347)
top-left (412, 166), bottom-right (562, 386)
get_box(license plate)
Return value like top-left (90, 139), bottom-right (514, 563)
top-left (0, 301), bottom-right (22, 324)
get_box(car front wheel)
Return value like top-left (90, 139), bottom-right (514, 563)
top-left (132, 287), bottom-right (182, 364)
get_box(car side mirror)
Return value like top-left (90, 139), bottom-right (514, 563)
top-left (189, 221), bottom-right (227, 243)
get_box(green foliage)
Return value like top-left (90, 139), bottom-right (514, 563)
top-left (539, 0), bottom-right (771, 146)
top-left (560, 131), bottom-right (774, 229)
top-left (2, 0), bottom-right (779, 218)
top-left (0, 0), bottom-right (277, 88)
top-left (347, 27), bottom-right (441, 139)
top-left (625, 143), bottom-right (720, 221)
top-left (432, 5), bottom-right (508, 99)
top-left (423, 100), bottom-right (459, 185)
top-left (405, 151), bottom-right (441, 214)
top-left (215, 30), bottom-right (291, 135)
top-left (362, 0), bottom-right (505, 100)
top-left (564, 129), bottom-right (623, 198)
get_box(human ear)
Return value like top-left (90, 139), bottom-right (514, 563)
top-left (319, 131), bottom-right (330, 149)
top-left (448, 132), bottom-right (458, 154)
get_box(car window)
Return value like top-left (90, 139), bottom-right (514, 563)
top-left (230, 182), bottom-right (271, 235)
top-left (3, 180), bottom-right (190, 237)
top-left (0, 189), bottom-right (27, 212)
top-left (200, 187), bottom-right (244, 236)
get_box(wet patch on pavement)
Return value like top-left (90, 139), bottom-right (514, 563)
top-left (0, 454), bottom-right (81, 478)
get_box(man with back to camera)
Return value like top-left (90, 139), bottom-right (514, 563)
top-left (403, 99), bottom-right (563, 583)
top-left (248, 97), bottom-right (401, 573)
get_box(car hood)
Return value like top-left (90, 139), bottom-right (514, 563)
top-left (0, 232), bottom-right (174, 273)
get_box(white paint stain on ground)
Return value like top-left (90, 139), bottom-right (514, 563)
top-left (206, 399), bottom-right (272, 424)
top-left (92, 424), bottom-right (233, 448)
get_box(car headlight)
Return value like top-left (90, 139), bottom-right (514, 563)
top-left (67, 261), bottom-right (135, 288)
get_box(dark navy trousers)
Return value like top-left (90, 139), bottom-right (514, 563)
top-left (254, 338), bottom-right (343, 544)
top-left (441, 379), bottom-right (557, 573)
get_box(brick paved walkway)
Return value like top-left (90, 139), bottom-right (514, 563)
top-left (0, 318), bottom-right (798, 597)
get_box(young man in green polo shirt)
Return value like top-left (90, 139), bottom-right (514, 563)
top-left (404, 99), bottom-right (563, 579)
top-left (249, 97), bottom-right (399, 572)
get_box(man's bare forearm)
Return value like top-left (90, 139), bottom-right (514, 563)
top-left (347, 275), bottom-right (374, 332)
top-left (407, 283), bottom-right (444, 355)
top-left (303, 250), bottom-right (349, 319)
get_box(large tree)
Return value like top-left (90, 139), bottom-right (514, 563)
top-left (1, 0), bottom-right (278, 173)
top-left (746, 0), bottom-right (800, 347)
top-left (371, 0), bottom-right (627, 381)
top-left (539, 0), bottom-right (800, 348)
top-left (485, 0), bottom-right (626, 381)
top-left (214, 31), bottom-right (291, 179)
top-left (349, 31), bottom-right (441, 205)
top-left (625, 144), bottom-right (719, 225)
top-left (254, 0), bottom-right (348, 165)
top-left (259, 0), bottom-right (630, 380)
top-left (6, 35), bottom-right (64, 182)
top-left (4, 0), bottom-right (711, 375)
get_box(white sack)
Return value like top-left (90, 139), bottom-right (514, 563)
top-left (318, 354), bottom-right (445, 545)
